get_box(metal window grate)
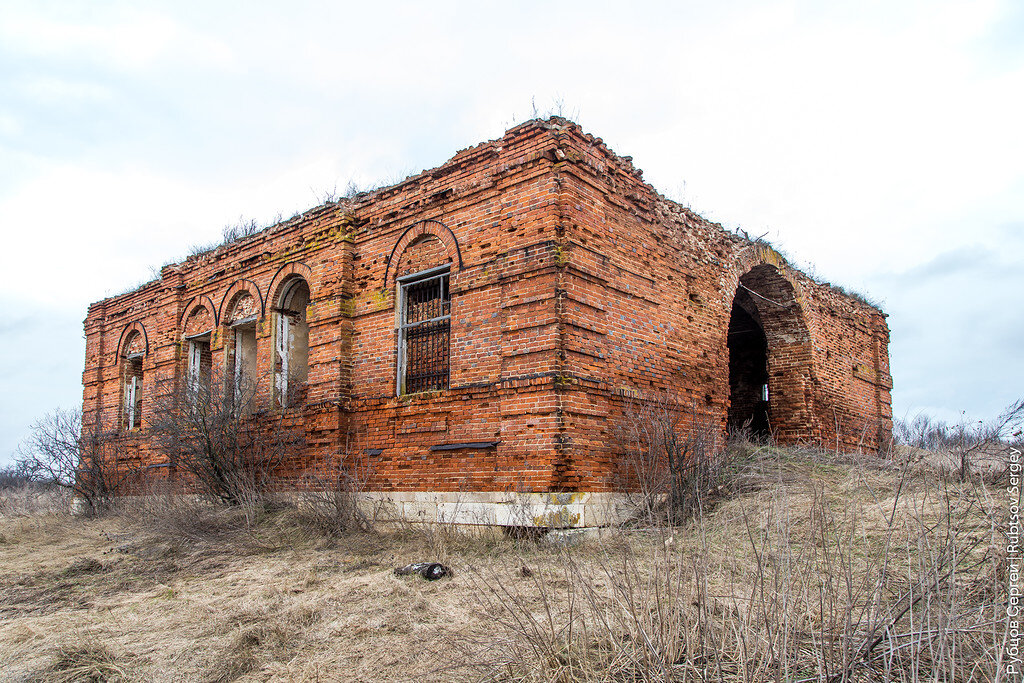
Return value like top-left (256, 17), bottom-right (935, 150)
top-left (399, 271), bottom-right (450, 393)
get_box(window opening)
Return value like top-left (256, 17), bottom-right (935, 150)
top-left (231, 319), bottom-right (258, 401)
top-left (275, 279), bottom-right (310, 407)
top-left (123, 354), bottom-right (144, 430)
top-left (186, 334), bottom-right (212, 395)
top-left (397, 267), bottom-right (450, 394)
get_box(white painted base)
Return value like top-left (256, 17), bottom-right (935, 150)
top-left (73, 490), bottom-right (636, 529)
top-left (354, 490), bottom-right (634, 528)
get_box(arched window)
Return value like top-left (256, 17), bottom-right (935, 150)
top-left (386, 223), bottom-right (460, 395)
top-left (226, 293), bottom-right (259, 400)
top-left (121, 331), bottom-right (146, 430)
top-left (182, 305), bottom-right (213, 395)
top-left (275, 278), bottom-right (310, 407)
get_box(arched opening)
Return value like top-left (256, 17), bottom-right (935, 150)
top-left (182, 305), bottom-right (213, 395)
top-left (726, 264), bottom-right (815, 443)
top-left (226, 292), bottom-right (259, 400)
top-left (120, 331), bottom-right (145, 430)
top-left (276, 277), bottom-right (310, 407)
top-left (391, 231), bottom-right (454, 395)
top-left (727, 291), bottom-right (770, 437)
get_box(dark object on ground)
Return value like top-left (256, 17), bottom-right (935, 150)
top-left (519, 565), bottom-right (533, 578)
top-left (394, 562), bottom-right (452, 580)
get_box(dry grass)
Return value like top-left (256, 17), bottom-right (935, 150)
top-left (0, 484), bottom-right (71, 517)
top-left (29, 639), bottom-right (127, 682)
top-left (0, 498), bottom-right (522, 682)
top-left (0, 446), bottom-right (1012, 682)
top-left (461, 448), bottom-right (1010, 682)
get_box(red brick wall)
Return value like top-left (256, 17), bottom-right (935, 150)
top-left (81, 118), bottom-right (892, 496)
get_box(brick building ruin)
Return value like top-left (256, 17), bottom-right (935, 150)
top-left (81, 118), bottom-right (892, 526)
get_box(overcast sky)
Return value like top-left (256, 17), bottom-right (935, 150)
top-left (1, 0), bottom-right (1021, 465)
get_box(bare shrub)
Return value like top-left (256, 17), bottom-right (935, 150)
top-left (148, 371), bottom-right (303, 512)
top-left (184, 216), bottom-right (276, 258)
top-left (616, 393), bottom-right (733, 525)
top-left (14, 408), bottom-right (139, 515)
top-left (0, 463), bottom-right (31, 489)
top-left (0, 482), bottom-right (72, 517)
top-left (124, 488), bottom-right (245, 549)
top-left (221, 215), bottom-right (262, 244)
top-left (0, 462), bottom-right (71, 516)
top-left (296, 453), bottom-right (375, 536)
top-left (186, 240), bottom-right (218, 258)
top-left (115, 485), bottom-right (328, 565)
top-left (312, 183), bottom-right (339, 204)
top-left (896, 398), bottom-right (1024, 480)
top-left (474, 449), bottom-right (1006, 682)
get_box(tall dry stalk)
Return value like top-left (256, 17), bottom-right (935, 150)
top-left (474, 448), bottom-right (1007, 682)
top-left (616, 393), bottom-right (731, 526)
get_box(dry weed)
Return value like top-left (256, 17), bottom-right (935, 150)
top-left (0, 484), bottom-right (71, 517)
top-left (29, 638), bottom-right (126, 683)
top-left (0, 445), bottom-right (1010, 681)
top-left (469, 452), bottom-right (1007, 682)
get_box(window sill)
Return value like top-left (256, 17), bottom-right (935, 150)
top-left (397, 388), bottom-right (448, 401)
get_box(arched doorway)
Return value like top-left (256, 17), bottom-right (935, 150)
top-left (726, 264), bottom-right (815, 442)
top-left (727, 290), bottom-right (770, 437)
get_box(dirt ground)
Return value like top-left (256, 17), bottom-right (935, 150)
top-left (0, 512), bottom-right (533, 682)
top-left (0, 447), bottom-right (1011, 682)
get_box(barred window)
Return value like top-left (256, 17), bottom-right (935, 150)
top-left (397, 266), bottom-right (450, 394)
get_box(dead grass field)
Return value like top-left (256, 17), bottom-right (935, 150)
top-left (0, 446), bottom-right (1013, 682)
top-left (0, 511), bottom-right (512, 681)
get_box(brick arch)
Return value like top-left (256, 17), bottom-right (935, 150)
top-left (219, 279), bottom-right (264, 324)
top-left (725, 242), bottom-right (809, 307)
top-left (117, 321), bottom-right (149, 358)
top-left (267, 261), bottom-right (315, 309)
top-left (723, 246), bottom-right (819, 444)
top-left (179, 295), bottom-right (218, 335)
top-left (383, 219), bottom-right (463, 285)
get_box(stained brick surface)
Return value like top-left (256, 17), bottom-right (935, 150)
top-left (81, 118), bottom-right (892, 495)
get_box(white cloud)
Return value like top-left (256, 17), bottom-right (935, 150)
top-left (0, 4), bottom-right (234, 74)
top-left (0, 0), bottom-right (1021, 464)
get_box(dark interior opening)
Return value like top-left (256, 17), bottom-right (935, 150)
top-left (727, 293), bottom-right (770, 437)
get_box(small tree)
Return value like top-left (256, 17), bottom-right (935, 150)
top-left (149, 370), bottom-right (303, 507)
top-left (15, 408), bottom-right (137, 515)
